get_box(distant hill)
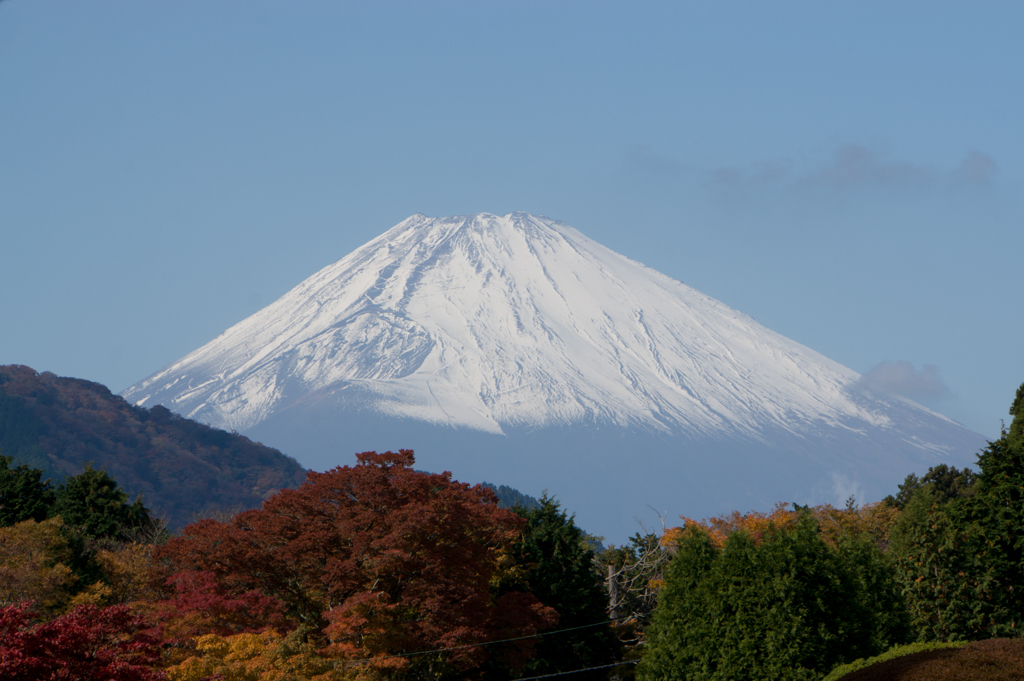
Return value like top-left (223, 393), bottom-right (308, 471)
top-left (481, 482), bottom-right (542, 511)
top-left (0, 365), bottom-right (306, 530)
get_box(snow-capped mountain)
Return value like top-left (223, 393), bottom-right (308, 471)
top-left (124, 213), bottom-right (985, 539)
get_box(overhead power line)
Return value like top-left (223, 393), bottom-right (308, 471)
top-left (514, 660), bottom-right (639, 681)
top-left (341, 616), bottom-right (631, 665)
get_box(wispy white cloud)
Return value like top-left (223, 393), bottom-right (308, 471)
top-left (858, 360), bottom-right (950, 401)
top-left (627, 143), bottom-right (999, 193)
top-left (953, 150), bottom-right (998, 185)
top-left (829, 472), bottom-right (866, 508)
top-left (625, 144), bottom-right (686, 177)
top-left (798, 145), bottom-right (931, 190)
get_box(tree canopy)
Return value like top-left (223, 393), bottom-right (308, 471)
top-left (892, 381), bottom-right (1024, 641)
top-left (52, 464), bottom-right (156, 542)
top-left (0, 455), bottom-right (54, 527)
top-left (510, 496), bottom-right (619, 681)
top-left (155, 450), bottom-right (557, 680)
top-left (883, 464), bottom-right (977, 511)
top-left (639, 512), bottom-right (908, 681)
top-left (0, 602), bottom-right (163, 681)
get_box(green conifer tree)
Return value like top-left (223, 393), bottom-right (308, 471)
top-left (639, 513), bottom-right (905, 681)
top-left (0, 454), bottom-right (55, 526)
top-left (512, 496), bottom-right (620, 680)
top-left (892, 381), bottom-right (1024, 641)
top-left (52, 464), bottom-right (155, 541)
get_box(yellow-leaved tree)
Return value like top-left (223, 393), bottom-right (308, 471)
top-left (167, 629), bottom-right (363, 681)
top-left (69, 541), bottom-right (158, 608)
top-left (0, 517), bottom-right (76, 611)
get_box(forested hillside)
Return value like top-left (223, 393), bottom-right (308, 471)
top-left (0, 365), bottom-right (306, 530)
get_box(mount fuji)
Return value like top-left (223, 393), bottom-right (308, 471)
top-left (124, 212), bottom-right (985, 540)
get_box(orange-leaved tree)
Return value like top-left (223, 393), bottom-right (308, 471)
top-left (664, 502), bottom-right (798, 550)
top-left (154, 451), bottom-right (556, 679)
top-left (665, 500), bottom-right (900, 551)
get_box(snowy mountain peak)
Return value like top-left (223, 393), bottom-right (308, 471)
top-left (126, 212), bottom-right (942, 445)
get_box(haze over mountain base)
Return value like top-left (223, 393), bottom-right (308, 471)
top-left (241, 380), bottom-right (984, 542)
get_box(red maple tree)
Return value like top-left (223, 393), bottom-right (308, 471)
top-left (0, 602), bottom-right (164, 681)
top-left (143, 569), bottom-right (288, 642)
top-left (154, 451), bottom-right (556, 675)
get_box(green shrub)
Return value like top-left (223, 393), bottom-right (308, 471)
top-left (822, 639), bottom-right (1024, 681)
top-left (821, 641), bottom-right (968, 681)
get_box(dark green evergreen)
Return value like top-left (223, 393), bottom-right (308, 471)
top-left (1008, 382), bottom-right (1024, 453)
top-left (891, 381), bottom-right (1024, 641)
top-left (52, 463), bottom-right (157, 541)
top-left (890, 489), bottom-right (991, 641)
top-left (639, 514), bottom-right (907, 681)
top-left (638, 528), bottom-right (717, 681)
top-left (883, 464), bottom-right (977, 511)
top-left (836, 534), bottom-right (911, 652)
top-left (0, 453), bottom-right (56, 525)
top-left (512, 496), bottom-right (620, 681)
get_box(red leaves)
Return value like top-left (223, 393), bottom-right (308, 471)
top-left (154, 450), bottom-right (555, 673)
top-left (0, 602), bottom-right (165, 681)
top-left (144, 570), bottom-right (287, 642)
top-left (354, 449), bottom-right (415, 469)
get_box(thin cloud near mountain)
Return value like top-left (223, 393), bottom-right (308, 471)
top-left (858, 360), bottom-right (950, 401)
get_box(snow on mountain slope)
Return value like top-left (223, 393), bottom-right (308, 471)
top-left (124, 212), bottom-right (984, 539)
top-left (128, 213), bottom-right (929, 439)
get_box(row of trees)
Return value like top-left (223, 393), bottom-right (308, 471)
top-left (0, 456), bottom-right (155, 537)
top-left (638, 504), bottom-right (909, 681)
top-left (0, 456), bottom-right (161, 614)
top-left (3, 380), bottom-right (1022, 680)
top-left (1, 450), bottom-right (621, 680)
top-left (635, 381), bottom-right (1024, 681)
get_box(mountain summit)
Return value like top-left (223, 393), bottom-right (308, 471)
top-left (125, 213), bottom-right (983, 539)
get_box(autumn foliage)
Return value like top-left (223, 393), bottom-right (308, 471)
top-left (166, 630), bottom-right (343, 681)
top-left (143, 570), bottom-right (288, 643)
top-left (0, 518), bottom-right (76, 612)
top-left (665, 500), bottom-right (900, 551)
top-left (154, 450), bottom-right (556, 678)
top-left (0, 602), bottom-right (165, 681)
top-left (2, 377), bottom-right (1023, 680)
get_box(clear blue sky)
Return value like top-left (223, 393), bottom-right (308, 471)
top-left (1, 1), bottom-right (1020, 440)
